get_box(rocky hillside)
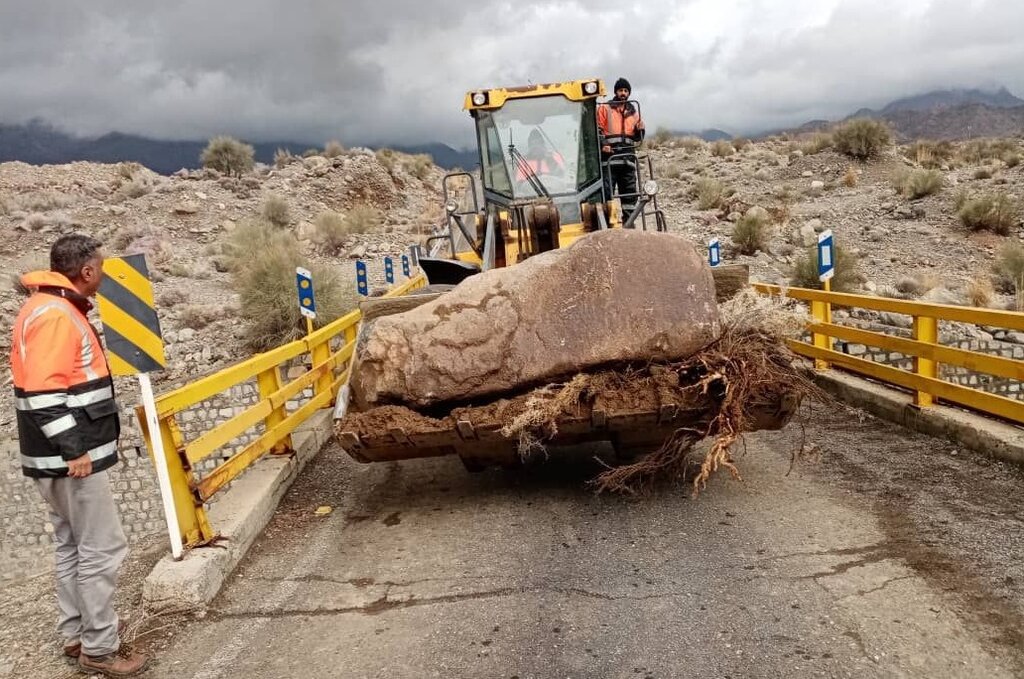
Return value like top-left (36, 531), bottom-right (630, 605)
top-left (1, 133), bottom-right (1023, 428)
top-left (0, 148), bottom-right (446, 432)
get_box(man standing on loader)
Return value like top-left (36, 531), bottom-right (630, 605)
top-left (597, 77), bottom-right (645, 220)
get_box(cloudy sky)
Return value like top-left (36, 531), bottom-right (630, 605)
top-left (1, 0), bottom-right (1022, 148)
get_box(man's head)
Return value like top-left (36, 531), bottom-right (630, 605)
top-left (613, 77), bottom-right (632, 102)
top-left (50, 234), bottom-right (104, 296)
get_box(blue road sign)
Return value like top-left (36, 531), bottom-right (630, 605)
top-left (818, 229), bottom-right (835, 282)
top-left (401, 254), bottom-right (410, 278)
top-left (708, 238), bottom-right (721, 267)
top-left (384, 257), bottom-right (394, 284)
top-left (356, 260), bottom-right (369, 296)
top-left (296, 267), bottom-right (316, 319)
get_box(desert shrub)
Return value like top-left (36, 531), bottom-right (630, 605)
top-left (952, 187), bottom-right (971, 211)
top-left (179, 304), bottom-right (220, 330)
top-left (201, 136), bottom-right (254, 177)
top-left (731, 212), bottom-right (771, 255)
top-left (323, 140), bottom-right (345, 158)
top-left (23, 213), bottom-right (49, 231)
top-left (274, 148), bottom-right (296, 168)
top-left (314, 211), bottom-right (348, 253)
top-left (14, 190), bottom-right (74, 212)
top-left (650, 127), bottom-right (673, 147)
top-left (842, 167), bottom-right (859, 187)
top-left (790, 245), bottom-right (862, 292)
top-left (904, 140), bottom-right (954, 169)
top-left (993, 241), bottom-right (1024, 294)
top-left (345, 204), bottom-right (383, 234)
top-left (376, 148), bottom-right (398, 173)
top-left (710, 140), bottom-right (735, 157)
top-left (116, 162), bottom-right (143, 181)
top-left (973, 167), bottom-right (994, 180)
top-left (832, 118), bottom-right (890, 160)
top-left (692, 178), bottom-right (727, 210)
top-left (677, 137), bottom-right (706, 152)
top-left (115, 178), bottom-right (153, 201)
top-left (965, 277), bottom-right (994, 308)
top-left (403, 153), bottom-right (433, 180)
top-left (1006, 153), bottom-right (1021, 168)
top-left (732, 137), bottom-right (751, 151)
top-left (227, 219), bottom-right (356, 350)
top-left (663, 165), bottom-right (683, 180)
top-left (958, 192), bottom-right (1019, 235)
top-left (301, 148), bottom-right (321, 158)
top-left (260, 194), bottom-right (291, 227)
top-left (893, 168), bottom-right (944, 199)
top-left (801, 133), bottom-right (834, 155)
top-left (157, 289), bottom-right (189, 307)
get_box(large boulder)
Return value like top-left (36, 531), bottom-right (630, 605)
top-left (351, 229), bottom-right (720, 409)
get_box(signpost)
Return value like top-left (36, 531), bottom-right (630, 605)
top-left (96, 254), bottom-right (180, 559)
top-left (708, 238), bottom-right (721, 267)
top-left (296, 267), bottom-right (317, 335)
top-left (384, 257), bottom-right (394, 285)
top-left (401, 254), bottom-right (410, 278)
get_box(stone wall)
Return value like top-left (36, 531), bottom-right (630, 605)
top-left (1, 356), bottom-right (317, 583)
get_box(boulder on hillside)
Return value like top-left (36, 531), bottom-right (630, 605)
top-left (351, 229), bottom-right (721, 409)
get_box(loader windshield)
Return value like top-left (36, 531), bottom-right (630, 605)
top-left (476, 96), bottom-right (600, 201)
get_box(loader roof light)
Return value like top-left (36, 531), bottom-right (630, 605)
top-left (472, 92), bottom-right (488, 106)
top-left (643, 180), bottom-right (659, 197)
top-left (445, 199), bottom-right (460, 214)
top-left (583, 81), bottom-right (599, 95)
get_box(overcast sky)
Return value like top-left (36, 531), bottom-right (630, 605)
top-left (1, 0), bottom-right (1022, 148)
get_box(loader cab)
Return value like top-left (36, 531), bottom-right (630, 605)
top-left (421, 79), bottom-right (663, 285)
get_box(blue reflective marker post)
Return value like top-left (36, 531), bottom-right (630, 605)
top-left (296, 266), bottom-right (317, 335)
top-left (708, 238), bottom-right (721, 267)
top-left (384, 257), bottom-right (394, 285)
top-left (356, 260), bottom-right (369, 297)
top-left (401, 254), bottom-right (410, 278)
top-left (815, 229), bottom-right (835, 370)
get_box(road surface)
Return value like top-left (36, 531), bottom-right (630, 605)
top-left (147, 407), bottom-right (1024, 678)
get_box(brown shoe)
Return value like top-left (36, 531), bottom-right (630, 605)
top-left (78, 649), bottom-right (149, 677)
top-left (63, 620), bottom-right (128, 661)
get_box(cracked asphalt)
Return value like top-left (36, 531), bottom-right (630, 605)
top-left (145, 406), bottom-right (1024, 679)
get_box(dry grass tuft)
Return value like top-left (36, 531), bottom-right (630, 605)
top-left (965, 277), bottom-right (994, 308)
top-left (958, 192), bottom-right (1019, 235)
top-left (260, 193), bottom-right (291, 227)
top-left (833, 118), bottom-right (891, 159)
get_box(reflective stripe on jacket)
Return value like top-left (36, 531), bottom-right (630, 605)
top-left (11, 271), bottom-right (120, 478)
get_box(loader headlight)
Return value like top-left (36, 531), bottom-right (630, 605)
top-left (472, 92), bottom-right (488, 106)
top-left (643, 180), bottom-right (659, 197)
top-left (583, 81), bottom-right (599, 95)
top-left (445, 199), bottom-right (459, 214)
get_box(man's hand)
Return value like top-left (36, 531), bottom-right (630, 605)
top-left (636, 120), bottom-right (645, 131)
top-left (602, 144), bottom-right (612, 154)
top-left (67, 455), bottom-right (93, 478)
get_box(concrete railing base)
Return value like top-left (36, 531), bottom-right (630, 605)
top-left (815, 371), bottom-right (1024, 466)
top-left (142, 410), bottom-right (334, 611)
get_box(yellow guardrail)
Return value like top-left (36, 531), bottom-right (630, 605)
top-left (755, 284), bottom-right (1024, 424)
top-left (137, 275), bottom-right (427, 548)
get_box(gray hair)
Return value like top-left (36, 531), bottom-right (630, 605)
top-left (50, 234), bottom-right (102, 281)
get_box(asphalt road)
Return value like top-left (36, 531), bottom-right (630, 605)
top-left (146, 408), bottom-right (1024, 679)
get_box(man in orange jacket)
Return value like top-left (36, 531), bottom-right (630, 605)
top-left (11, 234), bottom-right (148, 676)
top-left (597, 77), bottom-right (646, 220)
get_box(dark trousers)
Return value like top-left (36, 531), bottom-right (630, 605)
top-left (606, 161), bottom-right (638, 223)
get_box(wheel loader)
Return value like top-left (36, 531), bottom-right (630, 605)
top-left (332, 79), bottom-right (780, 473)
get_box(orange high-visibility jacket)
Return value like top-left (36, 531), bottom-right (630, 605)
top-left (597, 102), bottom-right (644, 144)
top-left (11, 271), bottom-right (119, 478)
top-left (515, 153), bottom-right (564, 181)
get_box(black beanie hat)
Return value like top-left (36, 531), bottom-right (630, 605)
top-left (613, 77), bottom-right (631, 93)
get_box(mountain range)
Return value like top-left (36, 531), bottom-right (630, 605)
top-left (1, 88), bottom-right (1021, 173)
top-left (0, 120), bottom-right (478, 174)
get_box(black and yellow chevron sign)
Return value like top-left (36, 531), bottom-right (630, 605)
top-left (97, 254), bottom-right (166, 376)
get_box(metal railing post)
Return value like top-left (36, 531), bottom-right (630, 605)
top-left (142, 410), bottom-right (215, 546)
top-left (811, 281), bottom-right (833, 371)
top-left (256, 366), bottom-right (292, 453)
top-left (913, 315), bottom-right (938, 407)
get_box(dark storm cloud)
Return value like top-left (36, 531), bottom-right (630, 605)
top-left (0, 0), bottom-right (1021, 146)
